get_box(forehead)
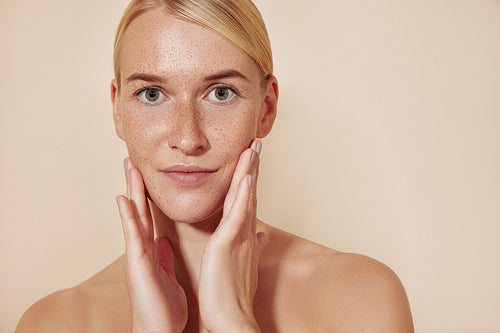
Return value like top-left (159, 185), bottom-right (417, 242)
top-left (119, 9), bottom-right (259, 80)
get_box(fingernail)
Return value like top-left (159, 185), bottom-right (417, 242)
top-left (248, 175), bottom-right (253, 187)
top-left (256, 141), bottom-right (262, 154)
top-left (251, 150), bottom-right (257, 163)
top-left (123, 159), bottom-right (128, 172)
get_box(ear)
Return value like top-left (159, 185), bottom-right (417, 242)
top-left (111, 78), bottom-right (125, 141)
top-left (256, 75), bottom-right (279, 138)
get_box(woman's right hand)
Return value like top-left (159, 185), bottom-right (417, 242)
top-left (116, 158), bottom-right (188, 333)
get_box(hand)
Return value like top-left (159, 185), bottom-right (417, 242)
top-left (198, 140), bottom-right (266, 332)
top-left (116, 159), bottom-right (188, 333)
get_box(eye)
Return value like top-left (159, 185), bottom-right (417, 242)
top-left (207, 86), bottom-right (236, 103)
top-left (136, 88), bottom-right (165, 105)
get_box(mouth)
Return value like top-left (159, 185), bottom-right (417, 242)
top-left (161, 165), bottom-right (217, 186)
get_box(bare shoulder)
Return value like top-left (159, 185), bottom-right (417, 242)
top-left (258, 223), bottom-right (414, 332)
top-left (15, 284), bottom-right (88, 333)
top-left (318, 252), bottom-right (414, 332)
top-left (16, 257), bottom-right (129, 333)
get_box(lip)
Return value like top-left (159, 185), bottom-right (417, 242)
top-left (161, 164), bottom-right (217, 185)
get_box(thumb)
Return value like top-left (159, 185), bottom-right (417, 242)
top-left (156, 237), bottom-right (176, 275)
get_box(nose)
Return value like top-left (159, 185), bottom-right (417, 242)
top-left (167, 98), bottom-right (209, 155)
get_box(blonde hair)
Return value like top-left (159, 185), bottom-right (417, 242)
top-left (113, 0), bottom-right (273, 85)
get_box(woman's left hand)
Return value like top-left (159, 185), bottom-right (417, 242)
top-left (198, 140), bottom-right (266, 332)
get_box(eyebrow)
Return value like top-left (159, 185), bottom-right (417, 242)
top-left (125, 73), bottom-right (166, 84)
top-left (203, 70), bottom-right (249, 82)
top-left (125, 70), bottom-right (249, 85)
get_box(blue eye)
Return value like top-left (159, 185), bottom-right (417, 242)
top-left (137, 88), bottom-right (164, 104)
top-left (207, 86), bottom-right (236, 103)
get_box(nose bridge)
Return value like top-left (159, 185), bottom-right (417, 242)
top-left (168, 95), bottom-right (208, 154)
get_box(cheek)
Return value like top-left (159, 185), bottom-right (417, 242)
top-left (120, 99), bottom-right (260, 174)
top-left (121, 109), bottom-right (165, 168)
top-left (209, 106), bottom-right (259, 162)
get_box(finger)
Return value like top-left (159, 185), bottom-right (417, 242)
top-left (124, 158), bottom-right (131, 198)
top-left (156, 237), bottom-right (175, 275)
top-left (129, 166), bottom-right (154, 241)
top-left (247, 141), bottom-right (261, 235)
top-left (116, 195), bottom-right (146, 259)
top-left (223, 140), bottom-right (259, 218)
top-left (123, 158), bottom-right (129, 180)
top-left (218, 174), bottom-right (252, 237)
top-left (223, 148), bottom-right (253, 218)
top-left (248, 141), bottom-right (261, 194)
top-left (125, 158), bottom-right (134, 199)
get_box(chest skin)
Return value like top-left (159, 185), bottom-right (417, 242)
top-left (85, 261), bottom-right (316, 333)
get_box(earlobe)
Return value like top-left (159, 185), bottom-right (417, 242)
top-left (256, 75), bottom-right (279, 138)
top-left (111, 79), bottom-right (125, 141)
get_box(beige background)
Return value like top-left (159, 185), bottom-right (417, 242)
top-left (1, 0), bottom-right (499, 332)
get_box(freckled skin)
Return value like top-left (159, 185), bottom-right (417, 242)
top-left (113, 9), bottom-right (265, 224)
top-left (14, 8), bottom-right (414, 333)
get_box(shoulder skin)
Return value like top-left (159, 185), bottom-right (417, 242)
top-left (309, 252), bottom-right (415, 332)
top-left (16, 257), bottom-right (129, 333)
top-left (15, 287), bottom-right (88, 333)
top-left (257, 225), bottom-right (414, 332)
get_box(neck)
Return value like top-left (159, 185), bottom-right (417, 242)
top-left (150, 201), bottom-right (221, 293)
top-left (150, 202), bottom-right (223, 331)
top-left (147, 201), bottom-right (269, 331)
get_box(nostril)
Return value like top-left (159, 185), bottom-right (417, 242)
top-left (169, 136), bottom-right (208, 155)
top-left (166, 106), bottom-right (208, 154)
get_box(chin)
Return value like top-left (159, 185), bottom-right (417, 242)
top-left (163, 206), bottom-right (223, 224)
top-left (151, 191), bottom-right (225, 224)
top-left (142, 166), bottom-right (233, 225)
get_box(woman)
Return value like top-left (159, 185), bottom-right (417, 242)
top-left (16, 0), bottom-right (414, 331)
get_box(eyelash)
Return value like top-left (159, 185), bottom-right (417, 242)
top-left (134, 86), bottom-right (165, 105)
top-left (207, 84), bottom-right (239, 104)
top-left (132, 84), bottom-right (240, 105)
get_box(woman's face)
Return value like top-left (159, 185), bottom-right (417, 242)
top-left (111, 9), bottom-right (277, 223)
